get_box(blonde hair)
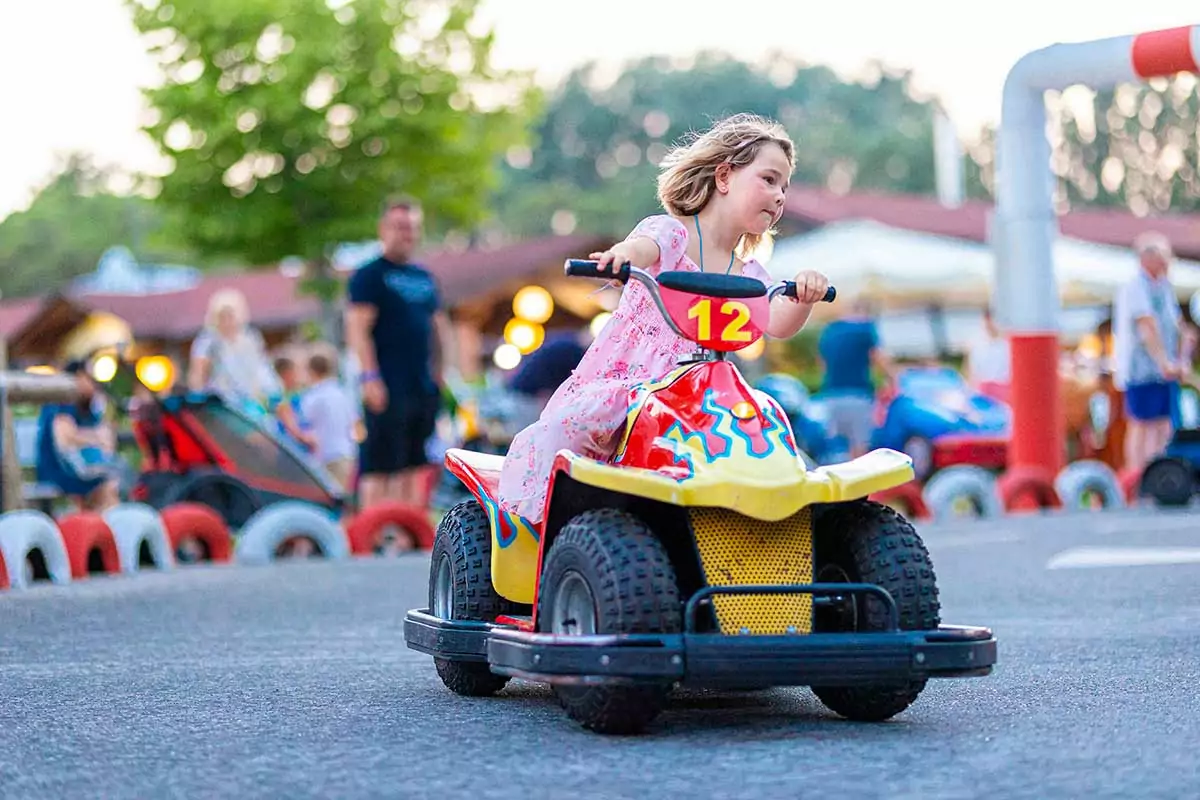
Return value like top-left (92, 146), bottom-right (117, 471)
top-left (205, 288), bottom-right (250, 330)
top-left (656, 113), bottom-right (795, 258)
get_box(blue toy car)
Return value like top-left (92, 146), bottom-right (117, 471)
top-left (870, 367), bottom-right (1010, 482)
top-left (753, 373), bottom-right (849, 467)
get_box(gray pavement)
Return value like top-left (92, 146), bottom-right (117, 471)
top-left (3, 508), bottom-right (1200, 799)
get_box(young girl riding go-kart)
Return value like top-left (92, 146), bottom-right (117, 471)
top-left (406, 259), bottom-right (997, 733)
top-left (403, 115), bottom-right (996, 735)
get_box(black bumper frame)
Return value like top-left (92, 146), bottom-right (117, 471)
top-left (405, 582), bottom-right (996, 689)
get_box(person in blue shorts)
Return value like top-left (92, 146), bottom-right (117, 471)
top-left (1113, 232), bottom-right (1192, 472)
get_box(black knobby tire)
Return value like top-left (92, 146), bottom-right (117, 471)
top-left (1141, 458), bottom-right (1195, 508)
top-left (811, 500), bottom-right (941, 722)
top-left (537, 508), bottom-right (680, 735)
top-left (429, 500), bottom-right (524, 697)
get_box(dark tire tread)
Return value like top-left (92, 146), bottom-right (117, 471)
top-left (430, 500), bottom-right (524, 698)
top-left (538, 508), bottom-right (680, 734)
top-left (812, 500), bottom-right (941, 722)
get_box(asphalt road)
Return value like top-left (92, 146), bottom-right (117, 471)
top-left (3, 508), bottom-right (1200, 799)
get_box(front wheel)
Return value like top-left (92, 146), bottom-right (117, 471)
top-left (538, 508), bottom-right (680, 735)
top-left (429, 501), bottom-right (525, 697)
top-left (810, 500), bottom-right (941, 721)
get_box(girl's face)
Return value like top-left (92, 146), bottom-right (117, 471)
top-left (721, 142), bottom-right (791, 235)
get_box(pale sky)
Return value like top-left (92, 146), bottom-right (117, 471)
top-left (1, 0), bottom-right (1199, 220)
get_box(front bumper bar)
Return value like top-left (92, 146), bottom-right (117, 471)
top-left (404, 606), bottom-right (996, 689)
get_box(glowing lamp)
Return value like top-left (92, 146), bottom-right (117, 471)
top-left (504, 318), bottom-right (545, 355)
top-left (513, 285), bottom-right (554, 324)
top-left (589, 312), bottom-right (613, 339)
top-left (493, 343), bottom-right (522, 370)
top-left (91, 354), bottom-right (119, 383)
top-left (136, 355), bottom-right (177, 393)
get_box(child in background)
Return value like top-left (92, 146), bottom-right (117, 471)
top-left (273, 355), bottom-right (317, 452)
top-left (301, 351), bottom-right (358, 489)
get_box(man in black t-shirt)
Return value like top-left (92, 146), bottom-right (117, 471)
top-left (346, 195), bottom-right (453, 509)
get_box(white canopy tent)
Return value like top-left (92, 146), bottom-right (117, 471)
top-left (764, 218), bottom-right (1200, 309)
top-left (763, 219), bottom-right (1200, 357)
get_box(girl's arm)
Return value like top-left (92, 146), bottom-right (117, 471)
top-left (767, 270), bottom-right (830, 339)
top-left (767, 298), bottom-right (815, 339)
top-left (591, 216), bottom-right (689, 274)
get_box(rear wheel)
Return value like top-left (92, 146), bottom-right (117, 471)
top-left (538, 509), bottom-right (680, 735)
top-left (429, 501), bottom-right (524, 697)
top-left (1141, 457), bottom-right (1195, 507)
top-left (811, 500), bottom-right (941, 721)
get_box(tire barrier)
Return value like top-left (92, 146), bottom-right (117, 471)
top-left (1118, 466), bottom-right (1145, 505)
top-left (160, 503), bottom-right (233, 563)
top-left (234, 501), bottom-right (350, 565)
top-left (922, 466), bottom-right (1005, 520)
top-left (0, 546), bottom-right (8, 590)
top-left (345, 501), bottom-right (435, 556)
top-left (868, 481), bottom-right (931, 520)
top-left (57, 513), bottom-right (121, 579)
top-left (996, 465), bottom-right (1062, 513)
top-left (103, 503), bottom-right (176, 574)
top-left (1054, 460), bottom-right (1126, 512)
top-left (0, 510), bottom-right (72, 589)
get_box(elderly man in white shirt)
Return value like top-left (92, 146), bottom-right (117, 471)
top-left (1112, 232), bottom-right (1188, 473)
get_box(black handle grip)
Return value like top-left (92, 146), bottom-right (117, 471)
top-left (782, 283), bottom-right (837, 303)
top-left (564, 259), bottom-right (632, 284)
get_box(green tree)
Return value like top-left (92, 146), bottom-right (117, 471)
top-left (493, 52), bottom-right (943, 239)
top-left (1054, 77), bottom-right (1200, 213)
top-left (126, 0), bottom-right (538, 320)
top-left (963, 76), bottom-right (1200, 212)
top-left (0, 154), bottom-right (188, 299)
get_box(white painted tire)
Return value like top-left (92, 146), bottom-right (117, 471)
top-left (234, 502), bottom-right (349, 565)
top-left (0, 510), bottom-right (72, 588)
top-left (922, 466), bottom-right (1004, 520)
top-left (103, 503), bottom-right (176, 574)
top-left (1055, 459), bottom-right (1126, 512)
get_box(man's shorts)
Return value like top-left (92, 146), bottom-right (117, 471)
top-left (359, 394), bottom-right (440, 476)
top-left (823, 393), bottom-right (875, 452)
top-left (1124, 381), bottom-right (1176, 422)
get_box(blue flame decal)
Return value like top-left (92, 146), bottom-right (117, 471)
top-left (480, 494), bottom-right (540, 548)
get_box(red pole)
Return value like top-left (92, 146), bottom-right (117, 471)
top-left (999, 333), bottom-right (1063, 509)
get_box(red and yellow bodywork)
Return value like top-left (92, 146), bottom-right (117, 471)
top-left (445, 278), bottom-right (913, 607)
top-left (445, 358), bottom-right (913, 606)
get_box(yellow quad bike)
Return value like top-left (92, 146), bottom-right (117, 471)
top-left (404, 261), bottom-right (997, 734)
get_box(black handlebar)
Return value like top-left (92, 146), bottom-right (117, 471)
top-left (783, 282), bottom-right (837, 304)
top-left (565, 258), bottom-right (632, 283)
top-left (564, 258), bottom-right (835, 303)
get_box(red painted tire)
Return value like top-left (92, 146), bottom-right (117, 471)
top-left (868, 481), bottom-right (931, 520)
top-left (997, 466), bottom-right (1062, 513)
top-left (345, 501), bottom-right (435, 555)
top-left (57, 513), bottom-right (121, 579)
top-left (0, 546), bottom-right (9, 590)
top-left (161, 503), bottom-right (233, 563)
top-left (1118, 466), bottom-right (1144, 505)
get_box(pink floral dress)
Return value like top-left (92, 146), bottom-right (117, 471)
top-left (497, 214), bottom-right (773, 523)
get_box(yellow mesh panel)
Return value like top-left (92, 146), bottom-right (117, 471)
top-left (689, 507), bottom-right (813, 635)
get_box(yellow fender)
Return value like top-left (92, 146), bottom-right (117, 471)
top-left (558, 447), bottom-right (915, 522)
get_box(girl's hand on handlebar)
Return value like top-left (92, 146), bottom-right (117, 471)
top-left (589, 242), bottom-right (638, 275)
top-left (790, 270), bottom-right (830, 304)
